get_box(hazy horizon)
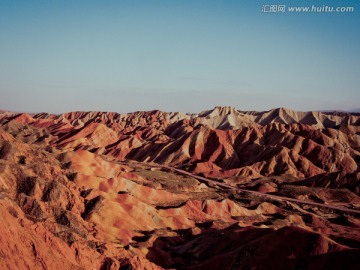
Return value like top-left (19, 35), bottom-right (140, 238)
top-left (2, 106), bottom-right (360, 116)
top-left (1, 0), bottom-right (359, 113)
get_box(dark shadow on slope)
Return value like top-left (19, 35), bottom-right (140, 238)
top-left (146, 224), bottom-right (360, 270)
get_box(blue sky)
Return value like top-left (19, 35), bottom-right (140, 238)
top-left (0, 0), bottom-right (359, 113)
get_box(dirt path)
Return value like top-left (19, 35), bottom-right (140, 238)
top-left (162, 165), bottom-right (360, 215)
top-left (104, 156), bottom-right (360, 215)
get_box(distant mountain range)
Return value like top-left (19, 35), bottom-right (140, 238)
top-left (1, 106), bottom-right (359, 188)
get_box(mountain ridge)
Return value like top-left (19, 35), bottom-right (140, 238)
top-left (1, 106), bottom-right (359, 192)
top-left (2, 106), bottom-right (360, 129)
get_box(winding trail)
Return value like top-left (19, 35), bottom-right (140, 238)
top-left (162, 165), bottom-right (360, 215)
top-left (104, 156), bottom-right (360, 215)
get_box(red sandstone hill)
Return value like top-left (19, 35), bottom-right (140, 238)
top-left (1, 107), bottom-right (358, 192)
top-left (0, 107), bottom-right (359, 269)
